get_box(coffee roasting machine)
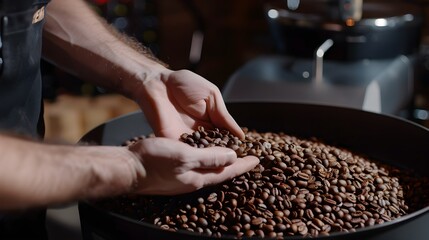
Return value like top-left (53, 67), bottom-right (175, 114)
top-left (222, 0), bottom-right (423, 117)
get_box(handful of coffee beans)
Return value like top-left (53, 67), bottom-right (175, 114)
top-left (98, 127), bottom-right (429, 238)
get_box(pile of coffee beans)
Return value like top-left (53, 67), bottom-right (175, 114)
top-left (98, 127), bottom-right (429, 238)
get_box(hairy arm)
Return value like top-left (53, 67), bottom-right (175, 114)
top-left (42, 0), bottom-right (167, 100)
top-left (0, 135), bottom-right (144, 210)
top-left (0, 135), bottom-right (259, 210)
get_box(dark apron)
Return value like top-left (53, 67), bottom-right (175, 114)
top-left (0, 0), bottom-right (49, 239)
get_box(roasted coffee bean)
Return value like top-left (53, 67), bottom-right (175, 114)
top-left (251, 217), bottom-right (265, 226)
top-left (312, 218), bottom-right (324, 228)
top-left (189, 214), bottom-right (198, 222)
top-left (322, 205), bottom-right (332, 213)
top-left (324, 198), bottom-right (337, 206)
top-left (284, 167), bottom-right (295, 175)
top-left (275, 223), bottom-right (287, 231)
top-left (207, 193), bottom-right (217, 203)
top-left (306, 209), bottom-right (315, 219)
top-left (197, 218), bottom-right (208, 227)
top-left (230, 225), bottom-right (240, 234)
top-left (255, 229), bottom-right (265, 238)
top-left (278, 162), bottom-right (288, 171)
top-left (297, 172), bottom-right (310, 181)
top-left (245, 229), bottom-right (255, 237)
top-left (274, 210), bottom-right (284, 217)
top-left (241, 213), bottom-right (251, 223)
top-left (297, 180), bottom-right (308, 188)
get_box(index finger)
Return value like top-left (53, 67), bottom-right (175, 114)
top-left (208, 91), bottom-right (245, 139)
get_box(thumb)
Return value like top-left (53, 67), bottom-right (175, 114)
top-left (188, 147), bottom-right (239, 169)
top-left (208, 94), bottom-right (245, 139)
top-left (190, 155), bottom-right (260, 187)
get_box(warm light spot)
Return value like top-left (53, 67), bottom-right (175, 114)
top-left (346, 18), bottom-right (355, 27)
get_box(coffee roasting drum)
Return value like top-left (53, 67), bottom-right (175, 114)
top-left (78, 103), bottom-right (429, 240)
top-left (267, 0), bottom-right (422, 61)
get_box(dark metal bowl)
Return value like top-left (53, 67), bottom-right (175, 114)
top-left (78, 102), bottom-right (429, 240)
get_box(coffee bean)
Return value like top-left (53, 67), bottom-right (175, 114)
top-left (278, 162), bottom-right (288, 171)
top-left (180, 215), bottom-right (188, 223)
top-left (230, 199), bottom-right (238, 209)
top-left (298, 223), bottom-right (308, 235)
top-left (284, 167), bottom-right (295, 175)
top-left (199, 138), bottom-right (209, 147)
top-left (276, 223), bottom-right (287, 231)
top-left (346, 185), bottom-right (356, 192)
top-left (323, 216), bottom-right (335, 225)
top-left (207, 193), bottom-right (217, 203)
top-left (243, 229), bottom-right (254, 237)
top-left (189, 214), bottom-right (198, 222)
top-left (267, 195), bottom-right (276, 204)
top-left (322, 205), bottom-right (332, 213)
top-left (197, 218), bottom-right (208, 227)
top-left (298, 172), bottom-right (310, 181)
top-left (344, 214), bottom-right (352, 222)
top-left (297, 180), bottom-right (308, 188)
top-left (324, 198), bottom-right (337, 206)
top-left (255, 229), bottom-right (265, 237)
top-left (241, 213), bottom-right (251, 223)
top-left (230, 225), bottom-right (240, 234)
top-left (272, 167), bottom-right (283, 173)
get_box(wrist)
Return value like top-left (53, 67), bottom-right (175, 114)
top-left (122, 148), bottom-right (147, 192)
top-left (81, 146), bottom-right (145, 199)
top-left (128, 66), bottom-right (172, 104)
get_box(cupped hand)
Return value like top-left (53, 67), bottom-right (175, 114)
top-left (128, 137), bottom-right (259, 195)
top-left (136, 69), bottom-right (244, 139)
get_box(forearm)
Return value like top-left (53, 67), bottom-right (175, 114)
top-left (0, 135), bottom-right (144, 210)
top-left (42, 0), bottom-right (168, 100)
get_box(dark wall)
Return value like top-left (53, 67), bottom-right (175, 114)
top-left (156, 0), bottom-right (274, 88)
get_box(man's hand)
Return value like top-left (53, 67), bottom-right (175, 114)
top-left (128, 138), bottom-right (259, 195)
top-left (135, 69), bottom-right (245, 140)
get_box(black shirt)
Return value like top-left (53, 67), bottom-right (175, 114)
top-left (0, 0), bottom-right (49, 137)
top-left (0, 0), bottom-right (50, 239)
